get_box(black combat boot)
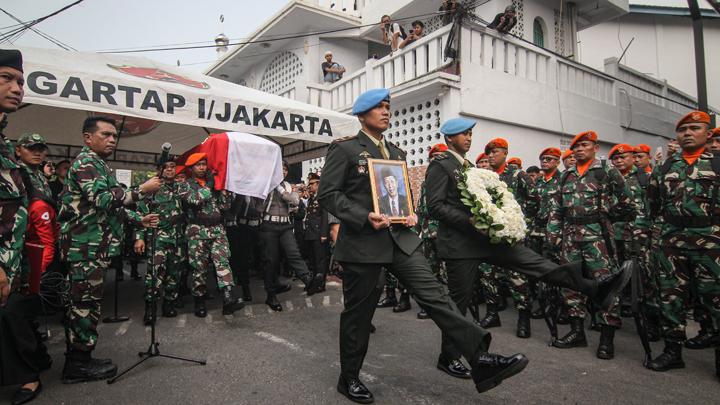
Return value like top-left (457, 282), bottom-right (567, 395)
top-left (646, 311), bottom-right (661, 342)
top-left (241, 284), bottom-right (253, 302)
top-left (62, 351), bottom-right (117, 384)
top-left (377, 287), bottom-right (398, 308)
top-left (222, 286), bottom-right (245, 315)
top-left (417, 308), bottom-right (430, 319)
top-left (648, 341), bottom-right (685, 371)
top-left (265, 294), bottom-right (282, 312)
top-left (303, 272), bottom-right (325, 296)
top-left (143, 301), bottom-right (155, 326)
top-left (479, 304), bottom-right (501, 328)
top-left (162, 300), bottom-right (177, 318)
top-left (393, 291), bottom-right (411, 313)
top-left (193, 296), bottom-right (207, 318)
top-left (596, 325), bottom-right (615, 360)
top-left (516, 309), bottom-right (531, 338)
top-left (552, 317), bottom-right (587, 348)
top-left (685, 328), bottom-right (720, 350)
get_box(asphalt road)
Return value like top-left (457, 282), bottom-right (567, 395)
top-left (2, 264), bottom-right (718, 405)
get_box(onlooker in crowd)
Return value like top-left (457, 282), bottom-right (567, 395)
top-left (42, 160), bottom-right (54, 181)
top-left (380, 15), bottom-right (406, 51)
top-left (399, 21), bottom-right (425, 49)
top-left (709, 128), bottom-right (720, 153)
top-left (49, 159), bottom-right (70, 201)
top-left (488, 5), bottom-right (518, 34)
top-left (633, 144), bottom-right (653, 173)
top-left (561, 149), bottom-right (575, 170)
top-left (526, 165), bottom-right (540, 184)
top-left (439, 0), bottom-right (459, 26)
top-left (322, 51), bottom-right (346, 83)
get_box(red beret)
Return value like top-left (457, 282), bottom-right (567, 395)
top-left (185, 152), bottom-right (207, 167)
top-left (561, 149), bottom-right (574, 160)
top-left (485, 138), bottom-right (509, 154)
top-left (507, 157), bottom-right (522, 167)
top-left (475, 152), bottom-right (488, 164)
top-left (429, 143), bottom-right (448, 157)
top-left (609, 144), bottom-right (634, 158)
top-left (569, 131), bottom-right (598, 150)
top-left (676, 110), bottom-right (711, 130)
top-left (634, 144), bottom-right (651, 154)
top-left (712, 128), bottom-right (720, 138)
top-left (539, 147), bottom-right (561, 158)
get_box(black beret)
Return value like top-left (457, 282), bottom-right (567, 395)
top-left (0, 49), bottom-right (23, 72)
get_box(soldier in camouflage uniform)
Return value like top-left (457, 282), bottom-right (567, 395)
top-left (475, 152), bottom-right (489, 169)
top-left (479, 138), bottom-right (537, 338)
top-left (646, 111), bottom-right (720, 372)
top-left (177, 153), bottom-right (244, 318)
top-left (547, 131), bottom-right (635, 360)
top-left (58, 116), bottom-right (162, 383)
top-left (135, 159), bottom-right (184, 325)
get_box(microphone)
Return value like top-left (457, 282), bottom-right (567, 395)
top-left (157, 142), bottom-right (172, 167)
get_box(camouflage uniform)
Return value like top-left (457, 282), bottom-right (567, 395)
top-left (0, 127), bottom-right (27, 290)
top-left (58, 146), bottom-right (144, 353)
top-left (177, 177), bottom-right (234, 297)
top-left (416, 181), bottom-right (446, 284)
top-left (646, 151), bottom-right (720, 343)
top-left (528, 169), bottom-right (561, 259)
top-left (136, 181), bottom-right (184, 303)
top-left (547, 159), bottom-right (634, 328)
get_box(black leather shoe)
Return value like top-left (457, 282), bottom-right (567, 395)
top-left (471, 352), bottom-right (529, 393)
top-left (596, 325), bottom-right (615, 360)
top-left (648, 342), bottom-right (685, 371)
top-left (479, 306), bottom-right (501, 328)
top-left (62, 358), bottom-right (117, 384)
top-left (417, 309), bottom-right (430, 319)
top-left (266, 295), bottom-right (283, 312)
top-left (593, 260), bottom-right (632, 312)
top-left (275, 283), bottom-right (292, 294)
top-left (392, 292), bottom-right (411, 313)
top-left (516, 310), bottom-right (531, 338)
top-left (377, 288), bottom-right (397, 308)
top-left (437, 357), bottom-right (471, 379)
top-left (222, 287), bottom-right (246, 315)
top-left (685, 330), bottom-right (720, 349)
top-left (143, 301), bottom-right (155, 326)
top-left (337, 376), bottom-right (374, 404)
top-left (552, 318), bottom-right (587, 348)
top-left (12, 381), bottom-right (42, 405)
top-left (162, 300), bottom-right (178, 318)
top-left (241, 285), bottom-right (253, 302)
top-left (305, 273), bottom-right (326, 297)
top-left (194, 297), bottom-right (207, 318)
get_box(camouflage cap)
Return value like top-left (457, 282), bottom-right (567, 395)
top-left (17, 133), bottom-right (47, 148)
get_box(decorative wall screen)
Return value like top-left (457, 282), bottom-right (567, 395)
top-left (386, 98), bottom-right (443, 168)
top-left (259, 51), bottom-right (304, 95)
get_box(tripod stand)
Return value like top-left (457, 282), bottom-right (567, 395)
top-left (108, 211), bottom-right (205, 384)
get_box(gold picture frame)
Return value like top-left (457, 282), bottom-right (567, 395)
top-left (367, 158), bottom-right (414, 223)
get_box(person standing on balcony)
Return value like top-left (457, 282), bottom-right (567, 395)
top-left (399, 21), bottom-right (425, 50)
top-left (322, 51), bottom-right (346, 84)
top-left (380, 15), bottom-right (406, 51)
top-left (488, 5), bottom-right (518, 34)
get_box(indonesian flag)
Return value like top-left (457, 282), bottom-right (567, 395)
top-left (176, 132), bottom-right (284, 199)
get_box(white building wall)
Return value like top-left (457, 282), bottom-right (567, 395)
top-left (578, 13), bottom-right (720, 107)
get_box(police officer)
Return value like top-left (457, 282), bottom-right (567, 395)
top-left (647, 111), bottom-right (720, 371)
top-left (58, 116), bottom-right (162, 383)
top-left (547, 131), bottom-right (635, 360)
top-left (303, 172), bottom-right (330, 285)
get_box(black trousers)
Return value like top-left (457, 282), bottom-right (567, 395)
top-left (305, 239), bottom-right (329, 278)
top-left (0, 294), bottom-right (51, 386)
top-left (259, 222), bottom-right (310, 294)
top-left (339, 245), bottom-right (490, 380)
top-left (446, 244), bottom-right (598, 318)
top-left (227, 224), bottom-right (259, 288)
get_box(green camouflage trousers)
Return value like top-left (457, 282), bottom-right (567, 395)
top-left (188, 233), bottom-right (234, 297)
top-left (144, 241), bottom-right (181, 302)
top-left (561, 239), bottom-right (621, 328)
top-left (478, 264), bottom-right (531, 311)
top-left (631, 232), bottom-right (660, 313)
top-left (66, 259), bottom-right (108, 352)
top-left (0, 205), bottom-right (27, 288)
top-left (656, 247), bottom-right (720, 343)
top-left (422, 238), bottom-right (447, 284)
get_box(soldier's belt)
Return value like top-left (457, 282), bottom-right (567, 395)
top-left (263, 214), bottom-right (290, 224)
top-left (663, 215), bottom-right (719, 228)
top-left (238, 218), bottom-right (261, 226)
top-left (564, 215), bottom-right (602, 225)
top-left (187, 217), bottom-right (223, 226)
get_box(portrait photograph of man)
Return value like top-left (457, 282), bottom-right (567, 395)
top-left (369, 160), bottom-right (413, 220)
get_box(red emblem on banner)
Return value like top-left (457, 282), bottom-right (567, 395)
top-left (108, 64), bottom-right (210, 89)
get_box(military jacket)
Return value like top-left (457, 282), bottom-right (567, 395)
top-left (0, 130), bottom-right (27, 282)
top-left (647, 150), bottom-right (720, 250)
top-left (548, 159), bottom-right (634, 244)
top-left (19, 162), bottom-right (53, 202)
top-left (178, 177), bottom-right (230, 240)
top-left (497, 164), bottom-right (536, 218)
top-left (136, 181), bottom-right (184, 245)
top-left (529, 169), bottom-right (560, 237)
top-left (612, 167), bottom-right (649, 242)
top-left (58, 146), bottom-right (142, 262)
top-left (416, 180), bottom-right (439, 240)
top-left (303, 194), bottom-right (328, 241)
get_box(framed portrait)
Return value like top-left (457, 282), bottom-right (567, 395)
top-left (367, 158), bottom-right (414, 223)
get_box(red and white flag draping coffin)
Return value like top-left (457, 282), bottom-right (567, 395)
top-left (177, 132), bottom-right (283, 200)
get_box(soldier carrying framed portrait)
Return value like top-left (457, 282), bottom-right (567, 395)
top-left (367, 158), bottom-right (414, 223)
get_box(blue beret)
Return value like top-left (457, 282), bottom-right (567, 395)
top-left (352, 88), bottom-right (390, 115)
top-left (440, 117), bottom-right (476, 136)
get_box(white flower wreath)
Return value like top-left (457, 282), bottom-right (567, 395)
top-left (458, 167), bottom-right (527, 244)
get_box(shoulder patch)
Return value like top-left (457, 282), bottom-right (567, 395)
top-left (331, 135), bottom-right (357, 144)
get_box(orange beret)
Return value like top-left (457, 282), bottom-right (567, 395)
top-left (485, 138), bottom-right (509, 154)
top-left (429, 143), bottom-right (448, 157)
top-left (569, 131), bottom-right (598, 150)
top-left (507, 157), bottom-right (522, 167)
top-left (539, 147), bottom-right (561, 158)
top-left (475, 153), bottom-right (488, 163)
top-left (676, 110), bottom-right (711, 130)
top-left (712, 127), bottom-right (720, 138)
top-left (609, 144), bottom-right (634, 158)
top-left (185, 152), bottom-right (207, 167)
top-left (634, 144), bottom-right (651, 154)
top-left (561, 149), bottom-right (574, 160)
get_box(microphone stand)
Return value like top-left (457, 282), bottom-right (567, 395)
top-left (102, 266), bottom-right (129, 323)
top-left (108, 186), bottom-right (205, 384)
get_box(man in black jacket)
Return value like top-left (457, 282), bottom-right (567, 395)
top-left (318, 89), bottom-right (530, 404)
